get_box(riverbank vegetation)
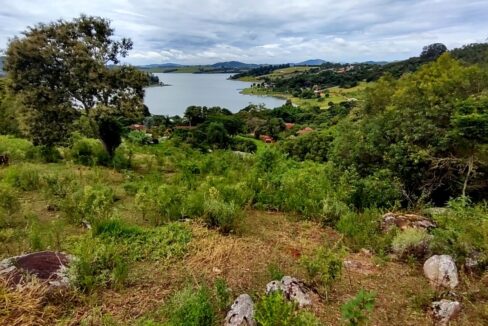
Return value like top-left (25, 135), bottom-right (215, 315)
top-left (0, 15), bottom-right (488, 325)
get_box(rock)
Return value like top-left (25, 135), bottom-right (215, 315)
top-left (265, 280), bottom-right (284, 294)
top-left (381, 212), bottom-right (436, 233)
top-left (423, 255), bottom-right (459, 289)
top-left (464, 251), bottom-right (486, 274)
top-left (266, 276), bottom-right (311, 308)
top-left (0, 251), bottom-right (72, 287)
top-left (225, 294), bottom-right (255, 326)
top-left (431, 299), bottom-right (461, 325)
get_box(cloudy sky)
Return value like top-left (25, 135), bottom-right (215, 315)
top-left (0, 0), bottom-right (487, 65)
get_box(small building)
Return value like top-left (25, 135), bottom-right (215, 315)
top-left (260, 135), bottom-right (274, 143)
top-left (285, 123), bottom-right (295, 130)
top-left (129, 124), bottom-right (145, 131)
top-left (297, 127), bottom-right (314, 136)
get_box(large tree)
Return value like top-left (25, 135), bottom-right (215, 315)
top-left (5, 15), bottom-right (150, 152)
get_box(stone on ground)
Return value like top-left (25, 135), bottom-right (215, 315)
top-left (225, 294), bottom-right (255, 326)
top-left (0, 251), bottom-right (72, 287)
top-left (423, 255), bottom-right (459, 289)
top-left (431, 299), bottom-right (461, 325)
top-left (381, 212), bottom-right (436, 232)
top-left (266, 276), bottom-right (311, 308)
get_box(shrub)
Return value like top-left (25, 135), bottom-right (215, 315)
top-left (127, 131), bottom-right (152, 145)
top-left (341, 289), bottom-right (376, 326)
top-left (0, 183), bottom-right (21, 227)
top-left (112, 144), bottom-right (132, 170)
top-left (3, 164), bottom-right (42, 191)
top-left (70, 134), bottom-right (109, 166)
top-left (62, 185), bottom-right (114, 225)
top-left (43, 172), bottom-right (78, 200)
top-left (203, 187), bottom-right (241, 234)
top-left (337, 209), bottom-right (394, 254)
top-left (135, 183), bottom-right (186, 225)
top-left (430, 198), bottom-right (488, 263)
top-left (70, 237), bottom-right (129, 292)
top-left (0, 135), bottom-right (34, 162)
top-left (214, 278), bottom-right (231, 311)
top-left (300, 244), bottom-right (344, 295)
top-left (164, 286), bottom-right (215, 326)
top-left (254, 291), bottom-right (320, 326)
top-left (231, 137), bottom-right (257, 153)
top-left (391, 228), bottom-right (432, 259)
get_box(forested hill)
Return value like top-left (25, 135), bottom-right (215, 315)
top-left (232, 42), bottom-right (488, 89)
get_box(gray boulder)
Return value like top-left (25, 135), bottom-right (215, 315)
top-left (423, 255), bottom-right (459, 289)
top-left (266, 276), bottom-right (311, 308)
top-left (431, 299), bottom-right (461, 325)
top-left (225, 294), bottom-right (255, 326)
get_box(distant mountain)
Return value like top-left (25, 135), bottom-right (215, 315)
top-left (211, 61), bottom-right (258, 69)
top-left (140, 63), bottom-right (183, 68)
top-left (296, 59), bottom-right (327, 66)
top-left (362, 60), bottom-right (389, 65)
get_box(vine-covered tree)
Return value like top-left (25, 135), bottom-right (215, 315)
top-left (5, 15), bottom-right (150, 153)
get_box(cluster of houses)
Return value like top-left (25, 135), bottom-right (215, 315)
top-left (259, 124), bottom-right (314, 143)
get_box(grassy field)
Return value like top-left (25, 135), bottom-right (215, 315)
top-left (1, 136), bottom-right (487, 325)
top-left (241, 82), bottom-right (368, 109)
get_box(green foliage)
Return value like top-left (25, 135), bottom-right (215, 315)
top-left (128, 131), bottom-right (152, 145)
top-left (135, 183), bottom-right (186, 225)
top-left (430, 198), bottom-right (488, 263)
top-left (255, 291), bottom-right (320, 326)
top-left (2, 163), bottom-right (42, 191)
top-left (92, 219), bottom-right (191, 261)
top-left (5, 15), bottom-right (149, 148)
top-left (62, 184), bottom-right (114, 225)
top-left (267, 263), bottom-right (285, 281)
top-left (337, 209), bottom-right (394, 254)
top-left (70, 237), bottom-right (129, 292)
top-left (0, 136), bottom-right (34, 162)
top-left (0, 183), bottom-right (21, 227)
top-left (300, 244), bottom-right (344, 292)
top-left (70, 134), bottom-right (109, 166)
top-left (341, 289), bottom-right (376, 326)
top-left (214, 278), bottom-right (231, 311)
top-left (391, 228), bottom-right (432, 259)
top-left (280, 131), bottom-right (333, 162)
top-left (203, 187), bottom-right (241, 234)
top-left (164, 286), bottom-right (215, 326)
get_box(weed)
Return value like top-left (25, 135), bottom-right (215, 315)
top-left (341, 289), bottom-right (376, 326)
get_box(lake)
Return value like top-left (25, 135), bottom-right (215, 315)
top-left (144, 73), bottom-right (285, 116)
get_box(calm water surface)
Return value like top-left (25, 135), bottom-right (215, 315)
top-left (144, 73), bottom-right (285, 115)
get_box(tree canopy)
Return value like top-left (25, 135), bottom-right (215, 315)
top-left (5, 15), bottom-right (150, 150)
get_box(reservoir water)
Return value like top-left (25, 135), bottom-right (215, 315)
top-left (144, 73), bottom-right (285, 116)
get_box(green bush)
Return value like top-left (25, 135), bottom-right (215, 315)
top-left (164, 286), bottom-right (215, 326)
top-left (300, 244), bottom-right (344, 294)
top-left (70, 237), bottom-right (129, 292)
top-left (203, 187), bottom-right (241, 234)
top-left (430, 198), bottom-right (488, 263)
top-left (391, 228), bottom-right (432, 259)
top-left (337, 209), bottom-right (394, 254)
top-left (214, 278), bottom-right (231, 311)
top-left (62, 184), bottom-right (115, 225)
top-left (135, 183), bottom-right (186, 225)
top-left (255, 291), bottom-right (320, 326)
top-left (341, 289), bottom-right (376, 326)
top-left (3, 164), bottom-right (42, 191)
top-left (70, 134), bottom-right (110, 166)
top-left (0, 183), bottom-right (21, 227)
top-left (0, 135), bottom-right (34, 162)
top-left (127, 131), bottom-right (152, 145)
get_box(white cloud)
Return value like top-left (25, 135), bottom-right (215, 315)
top-left (0, 0), bottom-right (487, 64)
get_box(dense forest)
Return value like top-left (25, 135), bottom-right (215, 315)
top-left (0, 15), bottom-right (487, 326)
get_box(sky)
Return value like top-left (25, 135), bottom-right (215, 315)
top-left (0, 0), bottom-right (487, 65)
